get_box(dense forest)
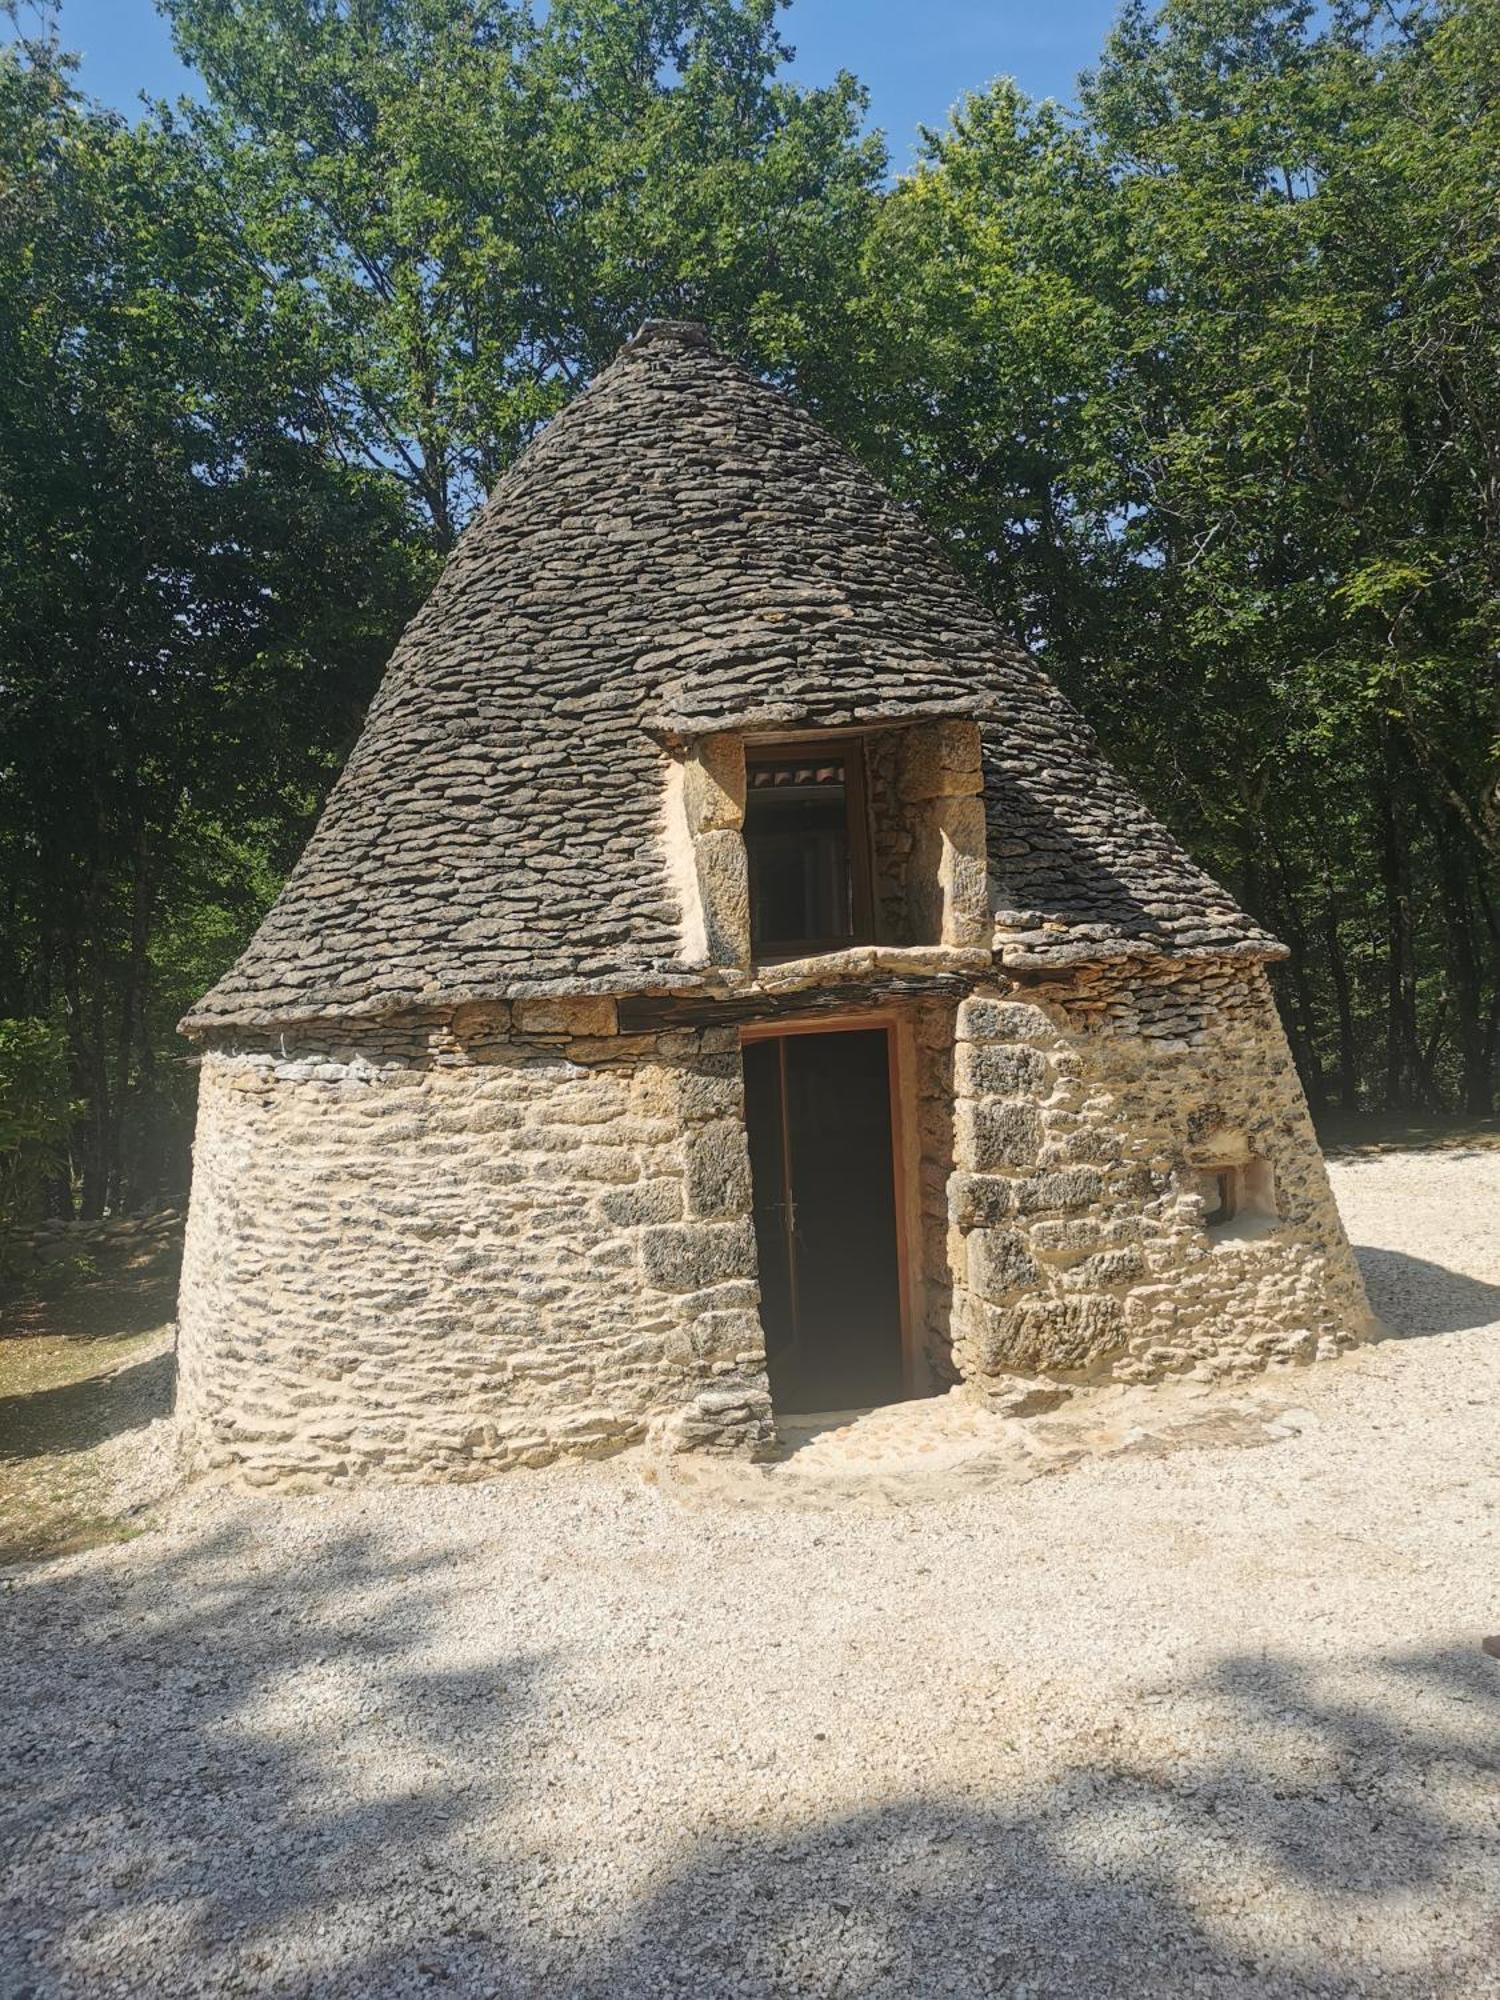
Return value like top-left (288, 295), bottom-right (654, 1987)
top-left (1, 0), bottom-right (1496, 1226)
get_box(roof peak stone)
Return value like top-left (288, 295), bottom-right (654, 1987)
top-left (626, 318), bottom-right (712, 352)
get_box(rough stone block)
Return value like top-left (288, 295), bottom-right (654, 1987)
top-left (689, 1308), bottom-right (766, 1362)
top-left (960, 1099), bottom-right (1042, 1172)
top-left (957, 1044), bottom-right (1051, 1100)
top-left (685, 1120), bottom-right (753, 1218)
top-left (672, 1065), bottom-right (743, 1122)
top-left (898, 720), bottom-right (982, 801)
top-left (969, 1293), bottom-right (1125, 1374)
top-left (968, 1228), bottom-right (1039, 1302)
top-left (666, 1378), bottom-right (776, 1454)
top-left (935, 794), bottom-right (990, 942)
top-left (949, 1173), bottom-right (1016, 1228)
top-left (639, 1219), bottom-right (757, 1293)
top-left (693, 829), bottom-right (750, 968)
top-left (1060, 1247), bottom-right (1145, 1290)
top-left (682, 734), bottom-right (746, 832)
top-left (1014, 1168), bottom-right (1106, 1214)
top-left (1028, 1216), bottom-right (1107, 1259)
top-left (598, 1179), bottom-right (684, 1227)
top-left (513, 997), bottom-right (618, 1038)
top-left (957, 997), bottom-right (1057, 1046)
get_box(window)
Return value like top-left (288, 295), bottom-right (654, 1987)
top-left (742, 740), bottom-right (873, 956)
top-left (1193, 1156), bottom-right (1277, 1239)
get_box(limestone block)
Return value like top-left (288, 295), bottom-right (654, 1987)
top-left (958, 1099), bottom-right (1042, 1172)
top-left (1027, 1216), bottom-right (1109, 1259)
top-left (513, 997), bottom-right (618, 1038)
top-left (682, 734), bottom-right (746, 832)
top-left (669, 1277), bottom-right (762, 1323)
top-left (672, 1064), bottom-right (744, 1122)
top-left (969, 1293), bottom-right (1126, 1374)
top-left (956, 1043), bottom-right (1051, 1100)
top-left (689, 1308), bottom-right (767, 1363)
top-left (935, 795), bottom-right (990, 948)
top-left (685, 1119), bottom-right (753, 1219)
top-left (693, 829), bottom-right (751, 969)
top-left (967, 1228), bottom-right (1039, 1302)
top-left (956, 996), bottom-right (1058, 1046)
top-left (1014, 1168), bottom-right (1106, 1214)
top-left (897, 720), bottom-right (982, 801)
top-left (949, 1173), bottom-right (1016, 1228)
top-left (448, 1001), bottom-right (512, 1041)
top-left (1058, 1247), bottom-right (1145, 1290)
top-left (665, 1381), bottom-right (776, 1455)
top-left (639, 1219), bottom-right (758, 1293)
top-left (598, 1179), bottom-right (684, 1227)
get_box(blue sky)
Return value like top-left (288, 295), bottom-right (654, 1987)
top-left (14, 0), bottom-right (1124, 165)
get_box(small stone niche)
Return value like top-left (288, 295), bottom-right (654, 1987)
top-left (1191, 1151), bottom-right (1277, 1239)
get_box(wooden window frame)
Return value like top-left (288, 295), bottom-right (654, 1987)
top-left (742, 735), bottom-right (875, 961)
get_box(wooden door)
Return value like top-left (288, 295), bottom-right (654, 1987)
top-left (742, 1027), bottom-right (905, 1413)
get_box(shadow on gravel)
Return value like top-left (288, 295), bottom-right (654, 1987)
top-left (1354, 1245), bottom-right (1500, 1337)
top-left (3, 1517), bottom-right (1498, 1999)
top-left (0, 1348), bottom-right (174, 1462)
top-left (578, 1647), bottom-right (1500, 2000)
top-left (0, 1518), bottom-right (553, 1994)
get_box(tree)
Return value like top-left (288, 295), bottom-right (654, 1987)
top-left (159, 0), bottom-right (885, 544)
top-left (842, 0), bottom-right (1499, 1114)
top-left (0, 14), bottom-right (423, 1212)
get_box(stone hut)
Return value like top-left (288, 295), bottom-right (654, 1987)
top-left (176, 320), bottom-right (1370, 1486)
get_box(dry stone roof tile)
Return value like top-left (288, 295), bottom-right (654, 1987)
top-left (184, 320), bottom-right (1277, 1032)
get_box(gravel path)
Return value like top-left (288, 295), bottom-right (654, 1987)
top-left (3, 1149), bottom-right (1499, 1999)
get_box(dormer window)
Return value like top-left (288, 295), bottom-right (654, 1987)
top-left (743, 740), bottom-right (874, 956)
top-left (667, 719), bottom-right (988, 973)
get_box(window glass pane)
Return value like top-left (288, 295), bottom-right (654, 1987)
top-left (744, 755), bottom-right (854, 950)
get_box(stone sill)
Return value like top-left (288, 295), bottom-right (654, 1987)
top-left (741, 944), bottom-right (994, 994)
top-left (1205, 1213), bottom-right (1284, 1252)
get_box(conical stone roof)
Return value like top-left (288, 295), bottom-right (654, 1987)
top-left (184, 321), bottom-right (1277, 1033)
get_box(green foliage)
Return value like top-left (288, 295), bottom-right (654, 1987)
top-left (158, 0), bottom-right (885, 540)
top-left (838, 0), bottom-right (1500, 1115)
top-left (0, 1017), bottom-right (72, 1241)
top-left (0, 12), bottom-right (426, 1211)
top-left (0, 0), bottom-right (1495, 1223)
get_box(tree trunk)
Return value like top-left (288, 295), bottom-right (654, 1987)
top-left (1376, 726), bottom-right (1424, 1113)
top-left (1266, 836), bottom-right (1326, 1116)
top-left (111, 834), bottom-right (156, 1213)
top-left (1320, 875), bottom-right (1359, 1112)
top-left (1436, 812), bottom-right (1493, 1115)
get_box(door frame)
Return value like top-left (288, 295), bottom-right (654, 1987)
top-left (738, 1009), bottom-right (923, 1398)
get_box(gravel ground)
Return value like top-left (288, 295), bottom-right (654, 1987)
top-left (3, 1148), bottom-right (1499, 1999)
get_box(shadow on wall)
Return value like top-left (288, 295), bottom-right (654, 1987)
top-left (2, 1519), bottom-right (1498, 1998)
top-left (1354, 1245), bottom-right (1500, 1337)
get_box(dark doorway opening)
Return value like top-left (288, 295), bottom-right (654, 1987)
top-left (742, 1026), bottom-right (906, 1414)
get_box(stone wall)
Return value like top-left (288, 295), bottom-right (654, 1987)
top-left (947, 961), bottom-right (1372, 1409)
top-left (865, 728), bottom-right (911, 944)
top-left (176, 999), bottom-right (772, 1487)
top-left (177, 957), bottom-right (1371, 1487)
top-left (912, 1000), bottom-right (961, 1386)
